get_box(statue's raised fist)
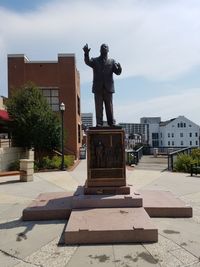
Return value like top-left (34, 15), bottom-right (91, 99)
top-left (83, 43), bottom-right (91, 54)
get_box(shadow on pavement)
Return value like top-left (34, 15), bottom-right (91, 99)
top-left (0, 218), bottom-right (66, 242)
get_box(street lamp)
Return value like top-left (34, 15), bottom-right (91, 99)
top-left (60, 102), bottom-right (65, 171)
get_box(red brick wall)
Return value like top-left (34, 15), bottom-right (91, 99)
top-left (7, 54), bottom-right (81, 158)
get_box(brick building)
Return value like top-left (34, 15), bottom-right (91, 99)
top-left (8, 54), bottom-right (82, 159)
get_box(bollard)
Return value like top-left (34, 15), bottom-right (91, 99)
top-left (153, 148), bottom-right (158, 158)
top-left (20, 159), bottom-right (34, 182)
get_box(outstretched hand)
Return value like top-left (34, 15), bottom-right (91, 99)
top-left (115, 62), bottom-right (122, 70)
top-left (83, 44), bottom-right (91, 54)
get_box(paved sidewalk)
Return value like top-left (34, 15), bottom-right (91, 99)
top-left (0, 159), bottom-right (200, 266)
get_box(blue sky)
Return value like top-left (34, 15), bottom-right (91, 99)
top-left (0, 0), bottom-right (200, 125)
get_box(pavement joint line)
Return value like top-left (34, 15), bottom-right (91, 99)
top-left (65, 245), bottom-right (80, 267)
top-left (168, 250), bottom-right (199, 267)
top-left (0, 248), bottom-right (42, 267)
top-left (141, 243), bottom-right (162, 267)
top-left (111, 245), bottom-right (117, 267)
top-left (159, 233), bottom-right (200, 261)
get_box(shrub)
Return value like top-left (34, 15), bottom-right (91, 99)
top-left (8, 160), bottom-right (20, 171)
top-left (64, 155), bottom-right (75, 168)
top-left (191, 148), bottom-right (200, 164)
top-left (174, 154), bottom-right (195, 172)
top-left (34, 155), bottom-right (75, 170)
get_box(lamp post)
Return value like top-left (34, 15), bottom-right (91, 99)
top-left (60, 102), bottom-right (65, 171)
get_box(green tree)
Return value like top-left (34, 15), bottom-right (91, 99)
top-left (6, 84), bottom-right (61, 159)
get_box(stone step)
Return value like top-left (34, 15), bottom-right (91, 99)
top-left (22, 188), bottom-right (192, 221)
top-left (64, 207), bottom-right (158, 244)
top-left (23, 192), bottom-right (74, 221)
top-left (139, 190), bottom-right (192, 217)
top-left (73, 186), bottom-right (142, 208)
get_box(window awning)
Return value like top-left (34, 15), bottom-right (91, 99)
top-left (0, 110), bottom-right (10, 121)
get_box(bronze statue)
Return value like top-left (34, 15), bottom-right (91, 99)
top-left (83, 43), bottom-right (122, 127)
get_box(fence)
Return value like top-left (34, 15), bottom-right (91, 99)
top-left (126, 146), bottom-right (143, 165)
top-left (168, 147), bottom-right (193, 171)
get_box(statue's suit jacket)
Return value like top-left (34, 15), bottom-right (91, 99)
top-left (84, 54), bottom-right (122, 94)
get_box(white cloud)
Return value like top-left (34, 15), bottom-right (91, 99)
top-left (0, 0), bottom-right (200, 126)
top-left (0, 0), bottom-right (200, 91)
top-left (115, 88), bottom-right (200, 125)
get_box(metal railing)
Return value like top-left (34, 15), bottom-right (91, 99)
top-left (126, 146), bottom-right (144, 165)
top-left (149, 146), bottom-right (184, 155)
top-left (168, 147), bottom-right (193, 171)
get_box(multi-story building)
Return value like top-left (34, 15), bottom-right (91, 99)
top-left (8, 54), bottom-right (81, 158)
top-left (141, 116), bottom-right (199, 148)
top-left (159, 116), bottom-right (199, 147)
top-left (140, 117), bottom-right (161, 147)
top-left (118, 122), bottom-right (148, 144)
top-left (121, 116), bottom-right (199, 148)
top-left (81, 113), bottom-right (93, 129)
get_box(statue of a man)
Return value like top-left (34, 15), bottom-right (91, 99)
top-left (83, 43), bottom-right (122, 127)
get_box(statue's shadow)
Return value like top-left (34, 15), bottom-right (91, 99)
top-left (0, 218), bottom-right (66, 244)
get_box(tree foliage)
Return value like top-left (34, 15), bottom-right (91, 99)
top-left (6, 84), bottom-right (61, 154)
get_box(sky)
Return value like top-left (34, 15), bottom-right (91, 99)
top-left (0, 0), bottom-right (200, 125)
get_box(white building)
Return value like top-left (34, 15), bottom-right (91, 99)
top-left (140, 116), bottom-right (199, 148)
top-left (159, 116), bottom-right (199, 148)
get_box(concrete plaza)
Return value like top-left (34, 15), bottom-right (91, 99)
top-left (0, 159), bottom-right (200, 267)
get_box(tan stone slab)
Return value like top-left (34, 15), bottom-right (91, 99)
top-left (65, 207), bottom-right (158, 244)
top-left (23, 192), bottom-right (74, 220)
top-left (139, 190), bottom-right (193, 217)
top-left (73, 186), bottom-right (142, 209)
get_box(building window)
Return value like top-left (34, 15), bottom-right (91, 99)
top-left (168, 141), bottom-right (170, 146)
top-left (152, 133), bottom-right (159, 139)
top-left (180, 133), bottom-right (183, 138)
top-left (41, 88), bottom-right (59, 111)
top-left (190, 141), bottom-right (192, 146)
top-left (196, 140), bottom-right (198, 146)
top-left (160, 133), bottom-right (162, 138)
top-left (78, 124), bottom-right (81, 143)
top-left (189, 133), bottom-right (192, 137)
top-left (172, 133), bottom-right (174, 138)
top-left (168, 133), bottom-right (170, 138)
top-left (195, 132), bottom-right (198, 137)
top-left (178, 123), bottom-right (180, 128)
top-left (152, 140), bottom-right (159, 147)
top-left (161, 140), bottom-right (163, 146)
top-left (172, 141), bottom-right (174, 146)
top-left (184, 123), bottom-right (186, 127)
top-left (181, 141), bottom-right (184, 146)
top-left (180, 122), bottom-right (183, 127)
top-left (77, 95), bottom-right (80, 115)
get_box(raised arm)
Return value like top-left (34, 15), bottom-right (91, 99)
top-left (83, 44), bottom-right (94, 68)
top-left (113, 61), bottom-right (122, 75)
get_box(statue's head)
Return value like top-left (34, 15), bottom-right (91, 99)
top-left (100, 44), bottom-right (109, 56)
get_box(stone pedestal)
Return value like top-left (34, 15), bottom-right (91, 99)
top-left (20, 159), bottom-right (34, 182)
top-left (85, 127), bottom-right (130, 194)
